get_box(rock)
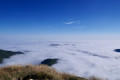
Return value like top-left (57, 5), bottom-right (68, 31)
top-left (23, 75), bottom-right (38, 80)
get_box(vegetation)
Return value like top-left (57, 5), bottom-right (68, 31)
top-left (114, 49), bottom-right (120, 52)
top-left (0, 65), bottom-right (102, 80)
top-left (41, 58), bottom-right (58, 66)
top-left (0, 49), bottom-right (24, 63)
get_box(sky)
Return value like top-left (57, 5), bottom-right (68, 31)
top-left (0, 0), bottom-right (120, 40)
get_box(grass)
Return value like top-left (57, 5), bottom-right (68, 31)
top-left (0, 65), bottom-right (103, 80)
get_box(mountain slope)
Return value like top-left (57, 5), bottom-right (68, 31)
top-left (0, 49), bottom-right (24, 63)
top-left (0, 65), bottom-right (100, 80)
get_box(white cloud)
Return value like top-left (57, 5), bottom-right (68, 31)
top-left (65, 21), bottom-right (75, 24)
top-left (0, 40), bottom-right (120, 80)
top-left (65, 20), bottom-right (80, 24)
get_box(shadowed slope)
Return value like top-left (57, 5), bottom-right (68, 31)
top-left (41, 58), bottom-right (58, 66)
top-left (0, 49), bottom-right (24, 63)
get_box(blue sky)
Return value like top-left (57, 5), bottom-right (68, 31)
top-left (0, 0), bottom-right (120, 40)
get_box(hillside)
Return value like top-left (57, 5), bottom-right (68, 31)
top-left (0, 65), bottom-right (101, 80)
top-left (0, 49), bottom-right (24, 63)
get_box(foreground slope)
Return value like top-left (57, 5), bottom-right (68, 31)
top-left (0, 65), bottom-right (100, 80)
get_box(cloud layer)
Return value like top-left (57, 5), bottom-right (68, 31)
top-left (0, 40), bottom-right (120, 80)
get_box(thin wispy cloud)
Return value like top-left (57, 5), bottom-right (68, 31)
top-left (65, 21), bottom-right (75, 24)
top-left (65, 20), bottom-right (80, 24)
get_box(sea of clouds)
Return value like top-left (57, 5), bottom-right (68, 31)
top-left (0, 40), bottom-right (120, 80)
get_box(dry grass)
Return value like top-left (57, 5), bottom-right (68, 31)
top-left (0, 65), bottom-right (102, 80)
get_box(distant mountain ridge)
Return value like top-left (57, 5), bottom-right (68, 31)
top-left (0, 49), bottom-right (24, 63)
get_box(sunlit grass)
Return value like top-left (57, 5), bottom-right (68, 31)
top-left (0, 65), bottom-right (102, 80)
